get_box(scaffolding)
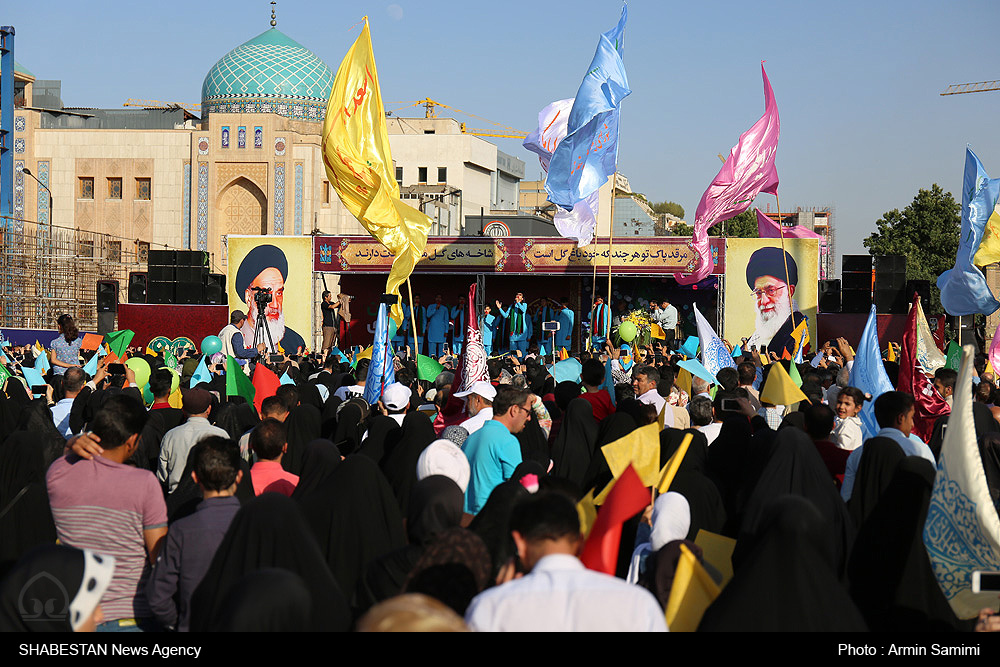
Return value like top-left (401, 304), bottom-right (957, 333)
top-left (0, 214), bottom-right (151, 330)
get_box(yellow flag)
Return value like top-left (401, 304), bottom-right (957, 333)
top-left (886, 342), bottom-right (896, 363)
top-left (322, 21), bottom-right (432, 323)
top-left (790, 318), bottom-right (809, 357)
top-left (650, 322), bottom-right (666, 340)
top-left (975, 204), bottom-right (1000, 267)
top-left (694, 529), bottom-right (736, 587)
top-left (560, 347), bottom-right (569, 361)
top-left (601, 422), bottom-right (661, 486)
top-left (676, 366), bottom-right (692, 398)
top-left (664, 543), bottom-right (721, 632)
top-left (576, 489), bottom-right (598, 538)
top-left (34, 340), bottom-right (44, 353)
top-left (656, 433), bottom-right (692, 494)
top-left (356, 345), bottom-right (373, 361)
top-left (657, 402), bottom-right (666, 431)
top-left (760, 361), bottom-right (808, 406)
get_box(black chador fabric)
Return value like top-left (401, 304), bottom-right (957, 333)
top-left (468, 479), bottom-right (530, 580)
top-left (551, 398), bottom-right (599, 488)
top-left (380, 412), bottom-right (437, 515)
top-left (846, 437), bottom-right (904, 529)
top-left (290, 439), bottom-right (342, 500)
top-left (733, 428), bottom-right (854, 579)
top-left (358, 414), bottom-right (401, 465)
top-left (296, 455), bottom-right (405, 605)
top-left (0, 432), bottom-right (57, 578)
top-left (659, 428), bottom-right (727, 540)
top-left (848, 456), bottom-right (963, 632)
top-left (581, 411), bottom-right (638, 493)
top-left (332, 401), bottom-right (366, 456)
top-left (133, 407), bottom-right (183, 472)
top-left (298, 383), bottom-right (324, 410)
top-left (15, 401), bottom-right (67, 469)
top-left (188, 493), bottom-right (350, 632)
top-left (928, 402), bottom-right (1000, 460)
top-left (219, 569), bottom-right (313, 632)
top-left (515, 414), bottom-right (550, 470)
top-left (0, 383), bottom-right (23, 443)
top-left (699, 495), bottom-right (867, 632)
top-left (356, 475), bottom-right (465, 614)
top-left (320, 395), bottom-right (342, 440)
top-left (282, 404), bottom-right (321, 475)
top-left (979, 433), bottom-right (1000, 512)
top-left (212, 402), bottom-right (258, 441)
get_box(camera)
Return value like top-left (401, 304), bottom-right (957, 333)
top-left (251, 286), bottom-right (272, 307)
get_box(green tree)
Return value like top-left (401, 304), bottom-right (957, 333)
top-left (671, 222), bottom-right (693, 236)
top-left (653, 201), bottom-right (685, 219)
top-left (707, 210), bottom-right (758, 238)
top-left (863, 184), bottom-right (960, 314)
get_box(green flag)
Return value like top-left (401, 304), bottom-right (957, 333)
top-left (226, 355), bottom-right (256, 405)
top-left (0, 362), bottom-right (11, 389)
top-left (789, 360), bottom-right (803, 388)
top-left (165, 349), bottom-right (178, 371)
top-left (945, 341), bottom-right (961, 371)
top-left (416, 354), bottom-right (444, 382)
top-left (104, 330), bottom-right (135, 359)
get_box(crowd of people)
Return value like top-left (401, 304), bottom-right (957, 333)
top-left (1, 304), bottom-right (999, 633)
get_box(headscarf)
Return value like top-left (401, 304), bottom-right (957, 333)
top-left (218, 569), bottom-right (312, 632)
top-left (515, 413), bottom-right (550, 471)
top-left (381, 411), bottom-right (437, 515)
top-left (625, 492), bottom-right (691, 584)
top-left (581, 411), bottom-right (638, 493)
top-left (468, 479), bottom-right (529, 579)
top-left (416, 439), bottom-right (471, 493)
top-left (979, 433), bottom-right (1000, 511)
top-left (282, 404), bottom-right (321, 475)
top-left (0, 544), bottom-right (114, 631)
top-left (289, 439), bottom-right (342, 500)
top-left (659, 427), bottom-right (726, 540)
top-left (332, 399), bottom-right (367, 456)
top-left (0, 432), bottom-right (58, 577)
top-left (15, 401), bottom-right (67, 469)
top-left (551, 398), bottom-right (599, 488)
top-left (404, 527), bottom-right (492, 616)
top-left (846, 437), bottom-right (905, 528)
top-left (188, 493), bottom-right (350, 632)
top-left (699, 496), bottom-right (867, 632)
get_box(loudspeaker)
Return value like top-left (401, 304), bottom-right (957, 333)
top-left (148, 265), bottom-right (174, 282)
top-left (175, 250), bottom-right (208, 267)
top-left (147, 249), bottom-right (176, 266)
top-left (818, 279), bottom-right (841, 313)
top-left (842, 255), bottom-right (872, 273)
top-left (906, 279), bottom-right (931, 307)
top-left (175, 266), bottom-right (206, 283)
top-left (128, 272), bottom-right (148, 304)
top-left (204, 273), bottom-right (227, 305)
top-left (875, 288), bottom-right (908, 314)
top-left (97, 280), bottom-right (118, 313)
top-left (97, 312), bottom-right (116, 335)
top-left (842, 289), bottom-right (872, 314)
top-left (148, 281), bottom-right (175, 305)
top-left (874, 254), bottom-right (906, 275)
top-left (175, 282), bottom-right (204, 305)
top-left (842, 272), bottom-right (871, 291)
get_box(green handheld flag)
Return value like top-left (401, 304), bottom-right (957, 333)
top-left (945, 341), bottom-right (961, 371)
top-left (104, 330), bottom-right (135, 359)
top-left (416, 354), bottom-right (444, 382)
top-left (225, 355), bottom-right (256, 405)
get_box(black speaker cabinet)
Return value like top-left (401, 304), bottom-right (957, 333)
top-left (96, 280), bottom-right (119, 313)
top-left (128, 272), bottom-right (148, 304)
top-left (147, 281), bottom-right (175, 305)
top-left (818, 279), bottom-right (841, 313)
top-left (204, 273), bottom-right (227, 305)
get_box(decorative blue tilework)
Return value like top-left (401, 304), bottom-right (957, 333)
top-left (222, 126), bottom-right (230, 149)
top-left (14, 138), bottom-right (24, 153)
top-left (197, 163), bottom-right (209, 250)
top-left (14, 161), bottom-right (24, 230)
top-left (238, 126), bottom-right (246, 149)
top-left (254, 126), bottom-right (263, 149)
top-left (183, 163), bottom-right (192, 248)
top-left (36, 161), bottom-right (49, 230)
top-left (14, 116), bottom-right (25, 132)
top-left (273, 163), bottom-right (285, 235)
top-left (294, 163), bottom-right (303, 235)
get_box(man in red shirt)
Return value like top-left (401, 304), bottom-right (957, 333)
top-left (249, 418), bottom-right (299, 496)
top-left (579, 359), bottom-right (615, 422)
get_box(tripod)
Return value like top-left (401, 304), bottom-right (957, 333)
top-left (252, 295), bottom-right (278, 355)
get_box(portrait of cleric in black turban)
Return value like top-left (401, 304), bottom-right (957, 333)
top-left (234, 244), bottom-right (306, 353)
top-left (744, 246), bottom-right (806, 357)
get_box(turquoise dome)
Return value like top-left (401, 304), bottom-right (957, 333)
top-left (201, 28), bottom-right (334, 122)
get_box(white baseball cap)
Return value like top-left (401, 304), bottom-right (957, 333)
top-left (453, 380), bottom-right (496, 401)
top-left (382, 382), bottom-right (412, 411)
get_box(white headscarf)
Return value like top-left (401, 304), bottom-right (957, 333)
top-left (416, 439), bottom-right (471, 493)
top-left (625, 492), bottom-right (692, 584)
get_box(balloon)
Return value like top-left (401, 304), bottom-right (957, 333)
top-left (167, 367), bottom-right (180, 394)
top-left (201, 335), bottom-right (222, 355)
top-left (142, 385), bottom-right (154, 405)
top-left (125, 357), bottom-right (151, 388)
top-left (618, 321), bottom-right (637, 342)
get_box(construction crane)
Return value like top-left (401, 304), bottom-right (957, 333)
top-left (123, 99), bottom-right (201, 115)
top-left (940, 80), bottom-right (1000, 96)
top-left (389, 97), bottom-right (528, 139)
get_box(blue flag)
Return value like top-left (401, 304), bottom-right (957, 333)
top-left (364, 303), bottom-right (396, 405)
top-left (694, 304), bottom-right (735, 378)
top-left (549, 357), bottom-right (583, 384)
top-left (34, 349), bottom-right (50, 374)
top-left (82, 351), bottom-right (99, 377)
top-left (937, 148), bottom-right (1000, 316)
top-left (330, 346), bottom-right (350, 364)
top-left (21, 367), bottom-right (46, 394)
top-left (189, 355), bottom-right (212, 388)
top-left (545, 5), bottom-right (630, 211)
top-left (848, 306), bottom-right (894, 438)
top-left (731, 345), bottom-right (743, 359)
top-left (678, 358), bottom-right (717, 386)
top-left (280, 371), bottom-right (295, 386)
top-left (602, 356), bottom-right (617, 407)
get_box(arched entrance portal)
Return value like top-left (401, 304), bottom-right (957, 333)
top-left (218, 177), bottom-right (267, 235)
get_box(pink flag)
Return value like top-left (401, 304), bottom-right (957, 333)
top-left (676, 64), bottom-right (780, 285)
top-left (755, 208), bottom-right (826, 245)
top-left (990, 320), bottom-right (1000, 379)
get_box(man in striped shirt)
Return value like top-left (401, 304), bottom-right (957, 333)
top-left (47, 394), bottom-right (167, 632)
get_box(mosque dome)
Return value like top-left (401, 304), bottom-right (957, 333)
top-left (201, 27), bottom-right (334, 122)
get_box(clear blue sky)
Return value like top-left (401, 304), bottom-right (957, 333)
top-left (8, 0), bottom-right (1000, 265)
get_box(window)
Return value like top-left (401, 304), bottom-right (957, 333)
top-left (107, 177), bottom-right (122, 200)
top-left (395, 167), bottom-right (403, 187)
top-left (322, 180), bottom-right (330, 205)
top-left (79, 177), bottom-right (94, 200)
top-left (418, 167), bottom-right (427, 184)
top-left (78, 239), bottom-right (94, 257)
top-left (437, 167), bottom-right (447, 183)
top-left (136, 178), bottom-right (151, 200)
top-left (106, 240), bottom-right (121, 262)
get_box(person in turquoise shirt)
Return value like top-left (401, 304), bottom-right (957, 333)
top-left (450, 296), bottom-right (466, 355)
top-left (425, 294), bottom-right (450, 358)
top-left (555, 297), bottom-right (574, 352)
top-left (590, 295), bottom-right (611, 349)
top-left (497, 293), bottom-right (530, 355)
top-left (482, 305), bottom-right (499, 355)
top-left (462, 386), bottom-right (533, 514)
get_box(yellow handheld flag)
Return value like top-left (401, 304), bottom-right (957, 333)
top-left (759, 361), bottom-right (808, 406)
top-left (601, 422), bottom-right (661, 487)
top-left (694, 529), bottom-right (736, 587)
top-left (974, 204), bottom-right (1000, 268)
top-left (322, 20), bottom-right (432, 323)
top-left (664, 543), bottom-right (721, 631)
top-left (650, 322), bottom-right (666, 340)
top-left (576, 489), bottom-right (598, 539)
top-left (790, 318), bottom-right (809, 357)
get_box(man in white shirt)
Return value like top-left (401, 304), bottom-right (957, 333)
top-left (455, 381), bottom-right (496, 435)
top-left (633, 365), bottom-right (671, 427)
top-left (653, 300), bottom-right (678, 345)
top-left (380, 382), bottom-right (411, 426)
top-left (51, 367), bottom-right (86, 437)
top-left (157, 388), bottom-right (229, 493)
top-left (465, 492), bottom-right (667, 632)
top-left (334, 359), bottom-right (369, 401)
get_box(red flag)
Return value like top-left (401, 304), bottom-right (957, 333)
top-left (435, 283), bottom-right (488, 434)
top-left (251, 363), bottom-right (281, 417)
top-left (580, 464), bottom-right (649, 575)
top-left (899, 296), bottom-right (949, 441)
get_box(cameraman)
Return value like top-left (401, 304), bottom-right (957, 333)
top-left (321, 291), bottom-right (340, 353)
top-left (219, 310), bottom-right (266, 366)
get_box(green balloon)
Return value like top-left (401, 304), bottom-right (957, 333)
top-left (618, 321), bottom-right (638, 342)
top-left (167, 367), bottom-right (180, 394)
top-left (125, 357), bottom-right (151, 388)
top-left (201, 335), bottom-right (223, 355)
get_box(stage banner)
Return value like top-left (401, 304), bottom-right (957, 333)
top-left (227, 236), bottom-right (312, 354)
top-left (723, 238), bottom-right (819, 357)
top-left (314, 235), bottom-right (725, 276)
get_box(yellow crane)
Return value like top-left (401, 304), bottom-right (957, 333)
top-left (940, 80), bottom-right (1000, 96)
top-left (389, 97), bottom-right (528, 139)
top-left (123, 99), bottom-right (201, 115)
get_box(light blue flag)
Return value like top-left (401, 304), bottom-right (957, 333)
top-left (679, 336), bottom-right (699, 359)
top-left (848, 306), bottom-right (894, 438)
top-left (330, 346), bottom-right (350, 364)
top-left (602, 356), bottom-right (617, 407)
top-left (544, 5), bottom-right (631, 211)
top-left (678, 358), bottom-right (717, 386)
top-left (937, 148), bottom-right (1000, 316)
top-left (694, 304), bottom-right (735, 378)
top-left (364, 303), bottom-right (396, 405)
top-left (21, 367), bottom-right (45, 394)
top-left (190, 355), bottom-right (212, 388)
top-left (540, 343), bottom-right (547, 358)
top-left (280, 371), bottom-right (295, 386)
top-left (82, 352), bottom-right (99, 377)
top-left (731, 345), bottom-right (743, 359)
top-left (97, 344), bottom-right (107, 358)
top-left (34, 349), bottom-right (50, 374)
top-left (549, 357), bottom-right (583, 384)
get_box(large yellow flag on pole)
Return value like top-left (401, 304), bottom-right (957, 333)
top-left (322, 19), bottom-right (432, 323)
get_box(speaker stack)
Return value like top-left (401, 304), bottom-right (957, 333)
top-left (818, 279), bottom-right (842, 313)
top-left (146, 250), bottom-right (209, 305)
top-left (874, 254), bottom-right (907, 314)
top-left (841, 255), bottom-right (872, 314)
top-left (906, 279), bottom-right (931, 309)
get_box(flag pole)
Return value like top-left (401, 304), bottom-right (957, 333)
top-left (607, 172), bottom-right (616, 330)
top-left (775, 194), bottom-right (795, 326)
top-left (407, 277), bottom-right (418, 359)
top-left (590, 259), bottom-right (598, 352)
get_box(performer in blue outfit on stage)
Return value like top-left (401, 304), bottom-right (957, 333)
top-left (425, 294), bottom-right (450, 358)
top-left (450, 295), bottom-right (466, 355)
top-left (394, 293), bottom-right (424, 355)
top-left (555, 297), bottom-right (574, 352)
top-left (590, 295), bottom-right (611, 349)
top-left (482, 304), bottom-right (499, 355)
top-left (497, 293), bottom-right (530, 355)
